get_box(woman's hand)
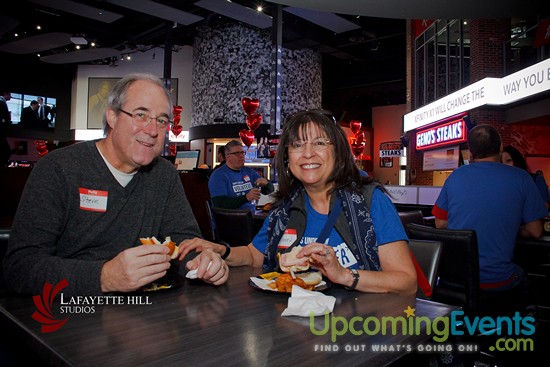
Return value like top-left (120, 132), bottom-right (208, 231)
top-left (185, 248), bottom-right (229, 285)
top-left (297, 243), bottom-right (350, 286)
top-left (177, 238), bottom-right (225, 261)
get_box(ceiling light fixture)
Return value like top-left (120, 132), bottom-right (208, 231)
top-left (70, 36), bottom-right (88, 45)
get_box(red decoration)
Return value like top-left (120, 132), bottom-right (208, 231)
top-left (348, 120), bottom-right (366, 158)
top-left (172, 124), bottom-right (183, 136)
top-left (240, 97), bottom-right (262, 149)
top-left (239, 129), bottom-right (255, 148)
top-left (246, 113), bottom-right (262, 131)
top-left (350, 120), bottom-right (362, 134)
top-left (171, 105), bottom-right (183, 137)
top-left (35, 140), bottom-right (49, 157)
top-left (241, 97), bottom-right (259, 115)
top-left (169, 144), bottom-right (177, 156)
top-left (351, 142), bottom-right (365, 157)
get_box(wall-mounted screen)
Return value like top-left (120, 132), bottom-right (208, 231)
top-left (423, 146), bottom-right (460, 171)
top-left (6, 92), bottom-right (56, 129)
top-left (175, 150), bottom-right (200, 171)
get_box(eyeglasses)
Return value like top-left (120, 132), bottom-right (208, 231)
top-left (287, 138), bottom-right (333, 153)
top-left (117, 108), bottom-right (171, 130)
top-left (227, 151), bottom-right (246, 157)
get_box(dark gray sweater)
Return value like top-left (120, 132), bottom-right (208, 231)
top-left (3, 140), bottom-right (201, 295)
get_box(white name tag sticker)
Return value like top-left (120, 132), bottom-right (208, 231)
top-left (277, 229), bottom-right (297, 250)
top-left (79, 188), bottom-right (108, 212)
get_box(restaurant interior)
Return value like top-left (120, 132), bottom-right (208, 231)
top-left (1, 1), bottom-right (550, 366)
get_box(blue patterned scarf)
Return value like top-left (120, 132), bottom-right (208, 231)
top-left (263, 183), bottom-right (380, 273)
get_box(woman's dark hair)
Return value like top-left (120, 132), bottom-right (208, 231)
top-left (273, 110), bottom-right (373, 204)
top-left (502, 145), bottom-right (528, 171)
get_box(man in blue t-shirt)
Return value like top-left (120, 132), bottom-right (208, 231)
top-left (208, 140), bottom-right (274, 211)
top-left (432, 124), bottom-right (547, 293)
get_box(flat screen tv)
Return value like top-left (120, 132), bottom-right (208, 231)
top-left (175, 150), bottom-right (200, 171)
top-left (6, 92), bottom-right (56, 129)
top-left (422, 146), bottom-right (460, 171)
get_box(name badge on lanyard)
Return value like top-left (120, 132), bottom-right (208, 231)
top-left (79, 188), bottom-right (108, 212)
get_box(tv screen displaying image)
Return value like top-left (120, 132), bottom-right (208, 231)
top-left (5, 92), bottom-right (56, 129)
top-left (422, 146), bottom-right (460, 171)
top-left (175, 150), bottom-right (200, 171)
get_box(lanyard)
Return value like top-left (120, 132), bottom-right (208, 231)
top-left (316, 197), bottom-right (342, 244)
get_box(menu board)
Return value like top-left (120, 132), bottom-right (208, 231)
top-left (423, 146), bottom-right (460, 171)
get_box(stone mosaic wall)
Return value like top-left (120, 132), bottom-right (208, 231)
top-left (192, 24), bottom-right (321, 128)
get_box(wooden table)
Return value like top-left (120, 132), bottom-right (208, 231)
top-left (0, 266), bottom-right (459, 367)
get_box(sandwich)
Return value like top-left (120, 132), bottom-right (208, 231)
top-left (272, 246), bottom-right (323, 291)
top-left (140, 236), bottom-right (179, 259)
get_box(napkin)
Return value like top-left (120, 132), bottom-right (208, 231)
top-left (281, 285), bottom-right (336, 317)
top-left (185, 261), bottom-right (212, 279)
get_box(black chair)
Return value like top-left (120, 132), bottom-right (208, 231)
top-left (406, 223), bottom-right (479, 314)
top-left (408, 239), bottom-right (442, 300)
top-left (0, 228), bottom-right (10, 296)
top-left (211, 207), bottom-right (255, 247)
top-left (398, 210), bottom-right (425, 234)
top-left (204, 200), bottom-right (218, 242)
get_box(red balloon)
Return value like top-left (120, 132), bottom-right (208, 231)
top-left (172, 124), bottom-right (183, 136)
top-left (239, 129), bottom-right (255, 148)
top-left (173, 105), bottom-right (183, 116)
top-left (169, 144), bottom-right (177, 156)
top-left (350, 120), bottom-right (362, 134)
top-left (351, 142), bottom-right (365, 157)
top-left (241, 97), bottom-right (259, 115)
top-left (355, 131), bottom-right (365, 144)
top-left (246, 113), bottom-right (262, 131)
top-left (173, 115), bottom-right (181, 125)
top-left (35, 140), bottom-right (49, 157)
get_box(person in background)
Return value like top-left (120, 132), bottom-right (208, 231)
top-left (19, 100), bottom-right (40, 127)
top-left (208, 140), bottom-right (274, 210)
top-left (37, 97), bottom-right (52, 128)
top-left (432, 125), bottom-right (546, 297)
top-left (213, 145), bottom-right (226, 170)
top-left (3, 73), bottom-right (228, 296)
top-left (180, 110), bottom-right (417, 294)
top-left (0, 91), bottom-right (12, 165)
top-left (501, 145), bottom-right (550, 210)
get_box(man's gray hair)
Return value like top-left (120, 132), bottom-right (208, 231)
top-left (224, 140), bottom-right (243, 155)
top-left (103, 73), bottom-right (172, 135)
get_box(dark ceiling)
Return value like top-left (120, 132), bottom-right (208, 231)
top-left (0, 0), bottom-right (407, 125)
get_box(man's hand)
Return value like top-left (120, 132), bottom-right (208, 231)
top-left (254, 178), bottom-right (269, 187)
top-left (246, 187), bottom-right (261, 202)
top-left (100, 245), bottom-right (171, 293)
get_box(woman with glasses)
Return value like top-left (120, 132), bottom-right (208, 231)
top-left (208, 140), bottom-right (274, 211)
top-left (180, 110), bottom-right (416, 294)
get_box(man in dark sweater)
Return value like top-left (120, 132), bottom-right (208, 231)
top-left (3, 74), bottom-right (228, 296)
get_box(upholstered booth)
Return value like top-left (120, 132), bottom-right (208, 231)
top-left (398, 210), bottom-right (425, 230)
top-left (179, 171), bottom-right (215, 242)
top-left (406, 223), bottom-right (480, 314)
top-left (409, 239), bottom-right (442, 299)
top-left (211, 207), bottom-right (255, 247)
